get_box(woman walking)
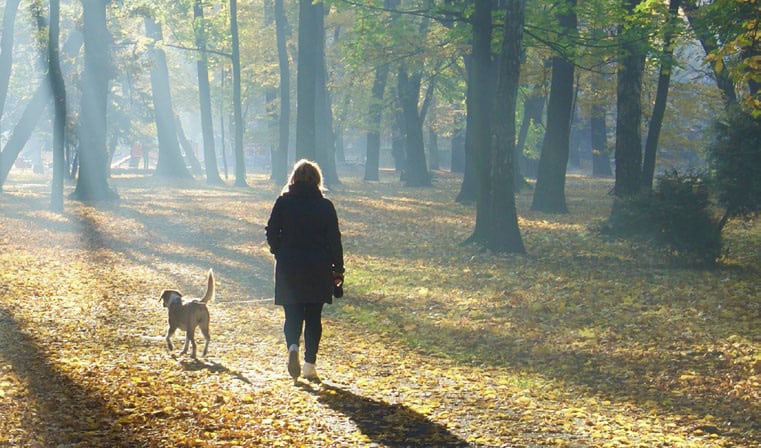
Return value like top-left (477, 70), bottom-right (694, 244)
top-left (266, 159), bottom-right (344, 381)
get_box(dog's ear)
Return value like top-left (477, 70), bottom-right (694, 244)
top-left (159, 289), bottom-right (182, 302)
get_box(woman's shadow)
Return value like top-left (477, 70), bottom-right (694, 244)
top-left (304, 382), bottom-right (469, 447)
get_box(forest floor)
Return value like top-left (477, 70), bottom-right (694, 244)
top-left (0, 169), bottom-right (759, 447)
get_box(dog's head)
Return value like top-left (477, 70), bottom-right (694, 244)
top-left (159, 289), bottom-right (182, 308)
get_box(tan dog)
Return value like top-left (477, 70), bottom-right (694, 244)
top-left (160, 269), bottom-right (215, 358)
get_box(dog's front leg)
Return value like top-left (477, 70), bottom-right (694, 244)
top-left (165, 326), bottom-right (177, 352)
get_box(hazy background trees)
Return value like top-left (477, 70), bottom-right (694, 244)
top-left (0, 0), bottom-right (759, 257)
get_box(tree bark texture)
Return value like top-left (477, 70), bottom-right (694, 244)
top-left (72, 0), bottom-right (117, 202)
top-left (49, 0), bottom-right (66, 212)
top-left (464, 0), bottom-right (493, 239)
top-left (641, 0), bottom-right (680, 191)
top-left (489, 0), bottom-right (526, 253)
top-left (531, 0), bottom-right (576, 213)
top-left (614, 0), bottom-right (645, 197)
top-left (296, 0), bottom-right (318, 161)
top-left (397, 65), bottom-right (430, 187)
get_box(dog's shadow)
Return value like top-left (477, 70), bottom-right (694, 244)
top-left (303, 382), bottom-right (469, 447)
top-left (179, 359), bottom-right (252, 384)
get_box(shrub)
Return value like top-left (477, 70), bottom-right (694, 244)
top-left (604, 171), bottom-right (722, 265)
top-left (707, 107), bottom-right (761, 221)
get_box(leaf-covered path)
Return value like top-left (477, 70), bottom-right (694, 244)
top-left (0, 171), bottom-right (759, 447)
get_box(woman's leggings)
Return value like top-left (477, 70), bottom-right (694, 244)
top-left (283, 303), bottom-right (324, 364)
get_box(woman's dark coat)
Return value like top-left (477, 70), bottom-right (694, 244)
top-left (266, 183), bottom-right (344, 305)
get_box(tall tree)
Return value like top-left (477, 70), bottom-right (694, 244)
top-left (515, 82), bottom-right (546, 185)
top-left (0, 0), bottom-right (20, 123)
top-left (641, 0), bottom-right (681, 190)
top-left (396, 1), bottom-right (432, 187)
top-left (685, 0), bottom-right (760, 115)
top-left (364, 0), bottom-right (398, 182)
top-left (49, 0), bottom-right (66, 212)
top-left (682, 1), bottom-right (738, 107)
top-left (0, 33), bottom-right (82, 190)
top-left (455, 55), bottom-right (479, 204)
top-left (397, 64), bottom-right (430, 186)
top-left (464, 0), bottom-right (494, 241)
top-left (531, 0), bottom-right (577, 213)
top-left (295, 0), bottom-right (318, 160)
top-left (230, 0), bottom-right (247, 187)
top-left (488, 0), bottom-right (526, 253)
top-left (314, 2), bottom-right (339, 186)
top-left (144, 15), bottom-right (192, 180)
top-left (271, 0), bottom-right (290, 184)
top-left (364, 61), bottom-right (389, 181)
top-left (193, 0), bottom-right (223, 185)
top-left (71, 0), bottom-right (117, 202)
top-left (590, 83), bottom-right (612, 177)
top-left (613, 0), bottom-right (646, 197)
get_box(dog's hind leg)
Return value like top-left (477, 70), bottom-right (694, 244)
top-left (200, 323), bottom-right (210, 357)
top-left (182, 328), bottom-right (197, 358)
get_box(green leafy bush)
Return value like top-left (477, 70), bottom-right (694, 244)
top-left (604, 171), bottom-right (722, 265)
top-left (707, 107), bottom-right (761, 219)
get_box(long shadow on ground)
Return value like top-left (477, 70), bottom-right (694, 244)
top-left (305, 382), bottom-right (469, 447)
top-left (0, 307), bottom-right (145, 447)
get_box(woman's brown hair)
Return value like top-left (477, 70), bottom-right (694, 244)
top-left (283, 159), bottom-right (324, 194)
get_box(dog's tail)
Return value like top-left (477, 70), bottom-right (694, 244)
top-left (201, 269), bottom-right (215, 303)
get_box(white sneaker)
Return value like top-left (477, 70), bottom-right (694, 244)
top-left (287, 344), bottom-right (300, 379)
top-left (302, 362), bottom-right (320, 382)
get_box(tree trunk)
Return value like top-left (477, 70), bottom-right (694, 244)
top-left (271, 0), bottom-right (290, 184)
top-left (0, 32), bottom-right (81, 190)
top-left (0, 83), bottom-right (50, 189)
top-left (590, 101), bottom-right (612, 177)
top-left (531, 0), bottom-right (576, 213)
top-left (71, 0), bottom-right (117, 202)
top-left (428, 126), bottom-right (439, 170)
top-left (455, 56), bottom-right (476, 202)
top-left (230, 0), bottom-right (247, 187)
top-left (515, 85), bottom-right (545, 185)
top-left (397, 65), bottom-right (430, 187)
top-left (489, 0), bottom-right (526, 253)
top-left (464, 0), bottom-right (493, 240)
top-left (175, 115), bottom-right (204, 174)
top-left (641, 0), bottom-right (680, 191)
top-left (49, 0), bottom-right (66, 212)
top-left (364, 62), bottom-right (389, 181)
top-left (194, 0), bottom-right (223, 185)
top-left (0, 0), bottom-right (20, 124)
top-left (450, 127), bottom-right (465, 173)
top-left (314, 3), bottom-right (338, 186)
top-left (682, 2), bottom-right (738, 106)
top-left (145, 16), bottom-right (192, 180)
top-left (296, 0), bottom-right (318, 161)
top-left (614, 0), bottom-right (645, 197)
